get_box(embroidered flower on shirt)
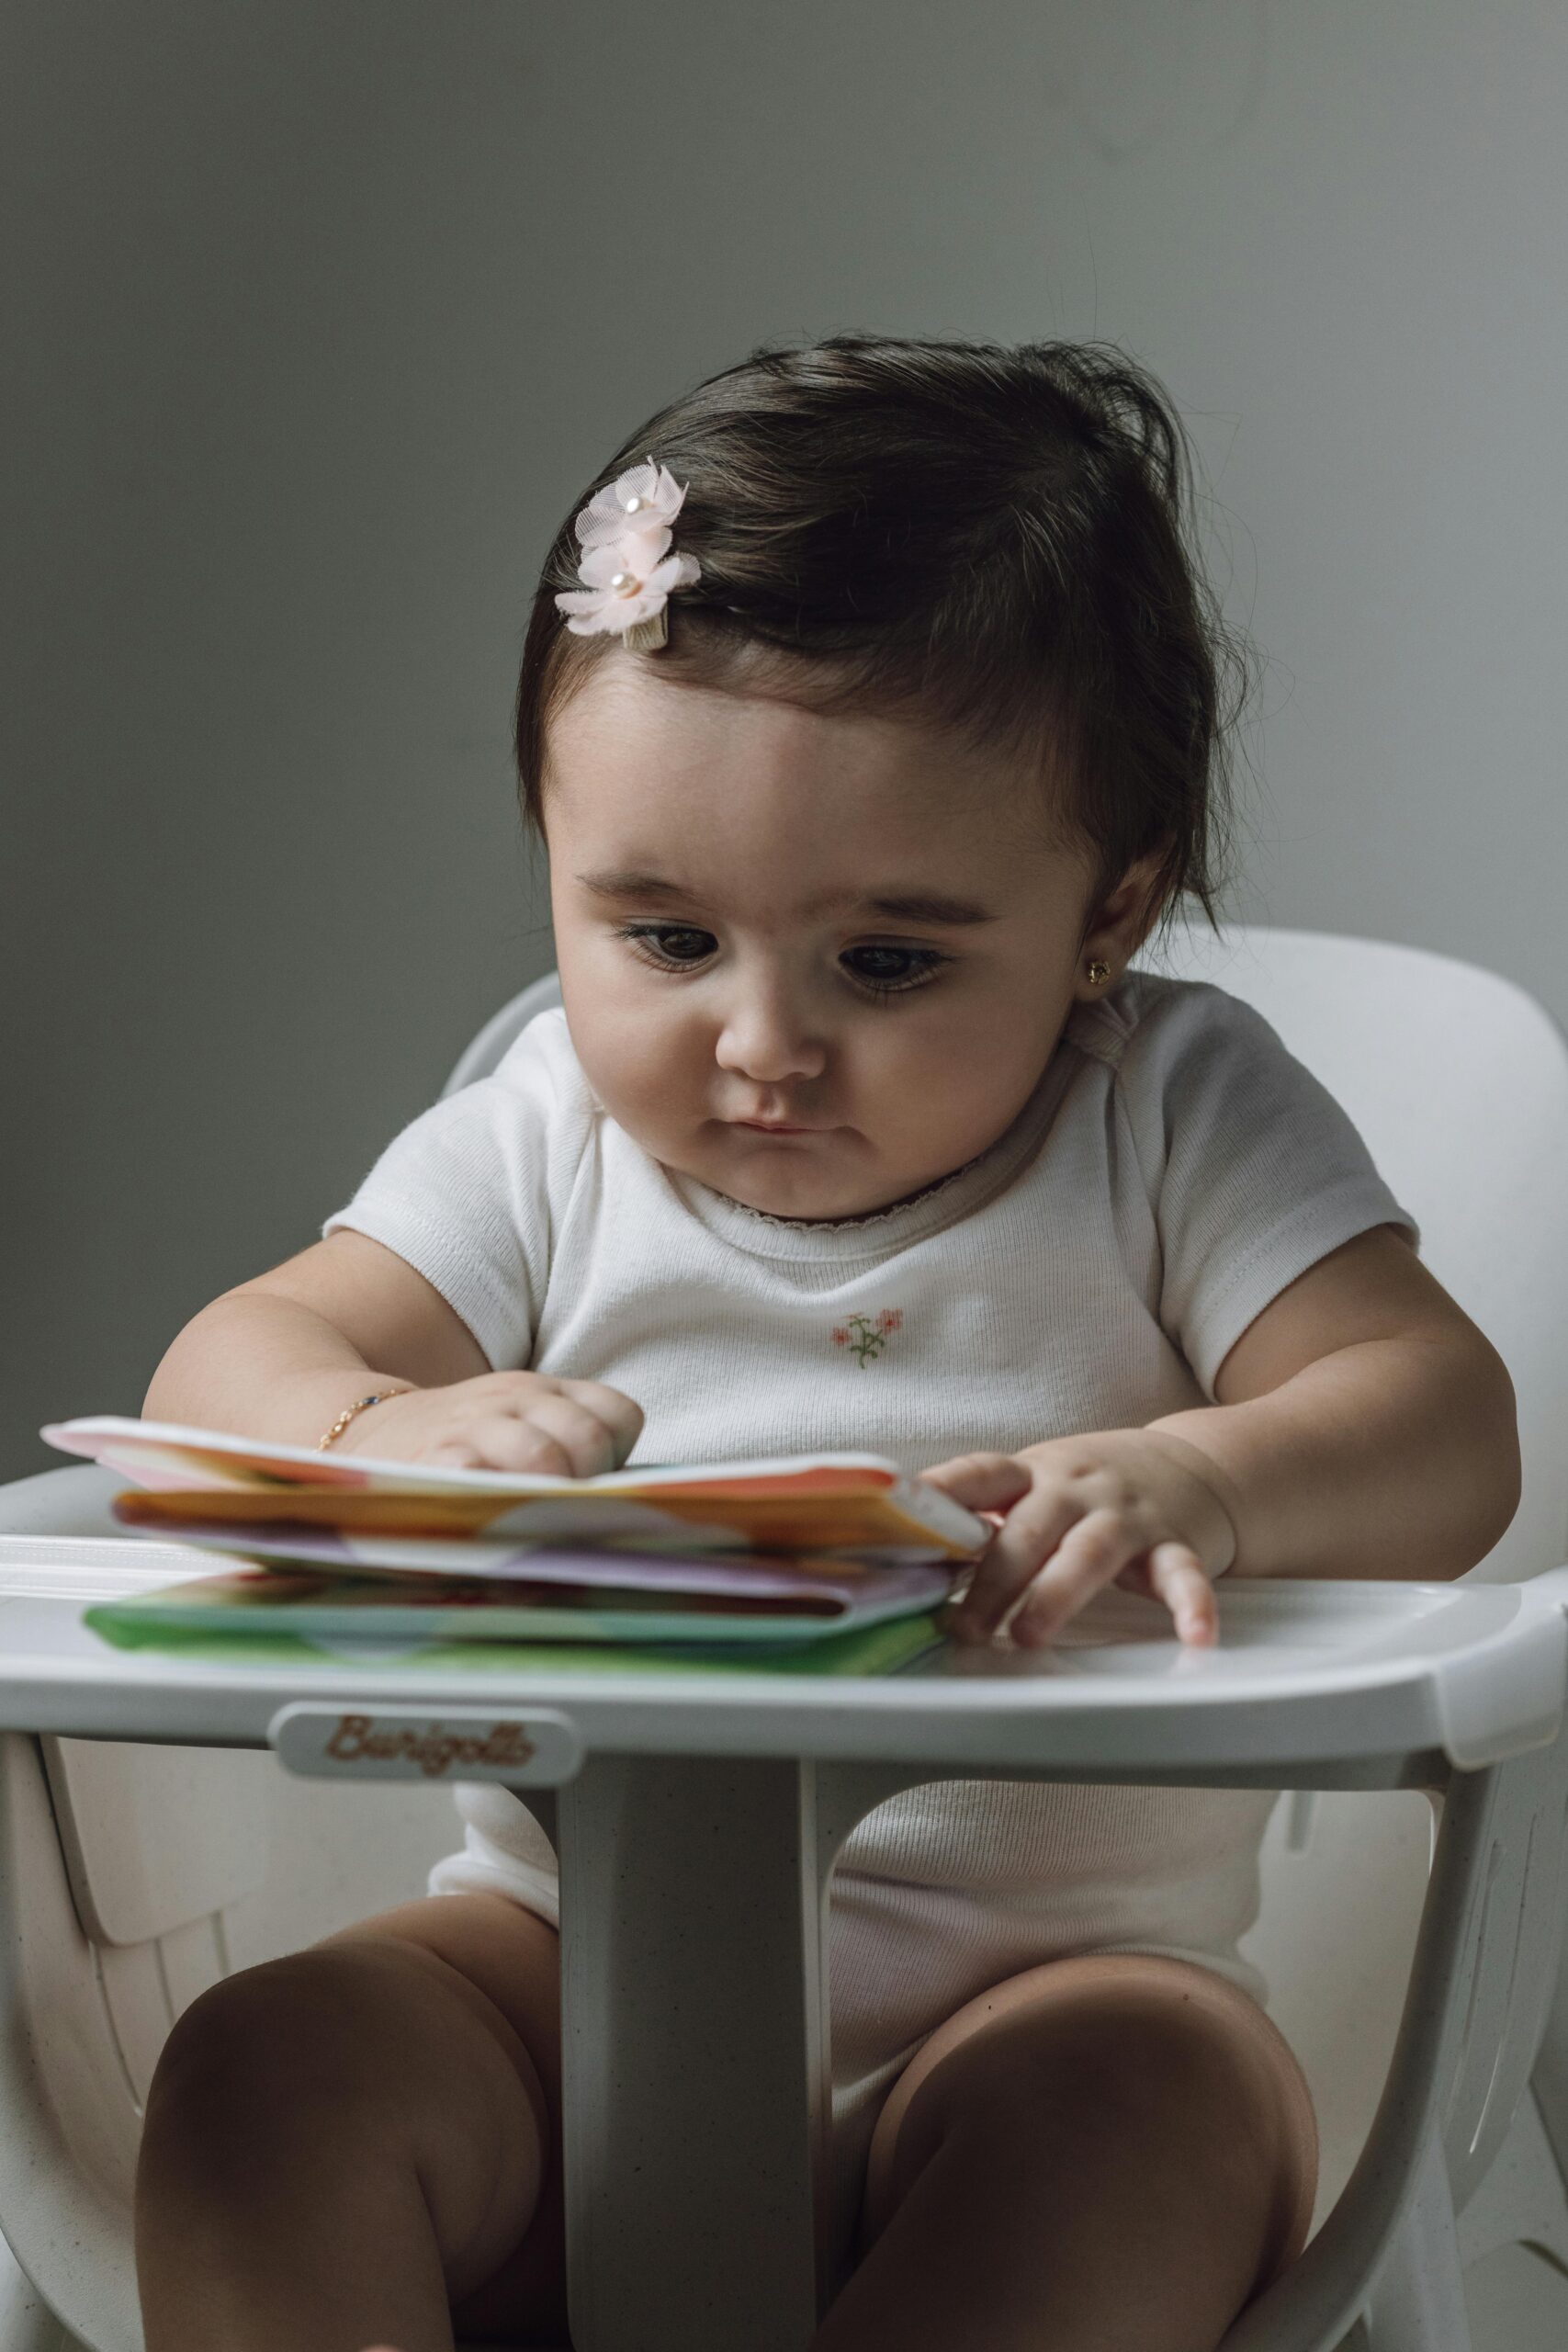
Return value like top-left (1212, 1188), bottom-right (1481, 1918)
top-left (832, 1308), bottom-right (902, 1367)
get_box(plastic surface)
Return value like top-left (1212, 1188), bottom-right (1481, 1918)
top-left (42, 1736), bottom-right (268, 1947)
top-left (0, 1464), bottom-right (125, 1540)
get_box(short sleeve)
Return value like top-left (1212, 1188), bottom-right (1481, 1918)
top-left (321, 1011), bottom-right (592, 1372)
top-left (1113, 979), bottom-right (1419, 1397)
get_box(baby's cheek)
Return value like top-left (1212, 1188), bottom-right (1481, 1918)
top-left (574, 1005), bottom-right (704, 1141)
top-left (885, 1055), bottom-right (1016, 1164)
top-left (607, 1071), bottom-right (694, 1158)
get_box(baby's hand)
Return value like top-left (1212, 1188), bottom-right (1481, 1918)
top-left (339, 1371), bottom-right (643, 1479)
top-left (919, 1430), bottom-right (1238, 1649)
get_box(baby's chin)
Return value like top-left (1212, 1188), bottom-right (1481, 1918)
top-left (666, 1126), bottom-right (958, 1224)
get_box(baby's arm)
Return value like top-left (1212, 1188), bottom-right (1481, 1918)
top-left (143, 1230), bottom-right (641, 1475)
top-left (1152, 1222), bottom-right (1518, 1583)
top-left (924, 1225), bottom-right (1520, 1647)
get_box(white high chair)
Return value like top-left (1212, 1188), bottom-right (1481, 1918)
top-left (0, 923), bottom-right (1566, 2352)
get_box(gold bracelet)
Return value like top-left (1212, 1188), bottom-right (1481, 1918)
top-left (317, 1390), bottom-right (409, 1452)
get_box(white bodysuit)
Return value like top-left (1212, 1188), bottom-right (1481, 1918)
top-left (325, 972), bottom-right (1414, 2230)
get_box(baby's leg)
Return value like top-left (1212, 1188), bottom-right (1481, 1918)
top-left (135, 1892), bottom-right (564, 2352)
top-left (816, 1952), bottom-right (1316, 2352)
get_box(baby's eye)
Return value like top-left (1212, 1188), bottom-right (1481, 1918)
top-left (618, 922), bottom-right (717, 967)
top-left (841, 944), bottom-right (949, 994)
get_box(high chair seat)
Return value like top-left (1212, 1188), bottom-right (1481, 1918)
top-left (1, 923), bottom-right (1566, 2352)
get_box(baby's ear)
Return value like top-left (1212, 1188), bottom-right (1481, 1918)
top-left (1088, 849), bottom-right (1169, 962)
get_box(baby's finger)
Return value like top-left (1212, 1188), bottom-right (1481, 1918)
top-left (1008, 1508), bottom-right (1145, 1647)
top-left (458, 1413), bottom-right (580, 1478)
top-left (558, 1377), bottom-right (645, 1467)
top-left (918, 1453), bottom-right (1035, 1516)
top-left (504, 1392), bottom-right (627, 1477)
top-left (1141, 1541), bottom-right (1219, 1647)
top-left (948, 1485), bottom-right (1086, 1644)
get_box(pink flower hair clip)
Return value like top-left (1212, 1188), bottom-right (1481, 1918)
top-left (555, 459), bottom-right (702, 653)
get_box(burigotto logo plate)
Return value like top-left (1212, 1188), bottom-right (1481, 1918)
top-left (268, 1702), bottom-right (583, 1784)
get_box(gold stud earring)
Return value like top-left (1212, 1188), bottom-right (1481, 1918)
top-left (1086, 957), bottom-right (1111, 987)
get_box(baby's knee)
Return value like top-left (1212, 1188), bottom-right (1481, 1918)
top-left (959, 1994), bottom-right (1262, 2142)
top-left (144, 1945), bottom-right (409, 2160)
top-left (137, 1934), bottom-right (558, 2312)
top-left (890, 1962), bottom-right (1305, 2191)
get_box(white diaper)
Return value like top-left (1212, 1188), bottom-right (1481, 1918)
top-left (432, 1778), bottom-right (1276, 2261)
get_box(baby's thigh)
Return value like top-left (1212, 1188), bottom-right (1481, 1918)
top-left (326, 1886), bottom-right (562, 2114)
top-left (861, 1952), bottom-right (1317, 2295)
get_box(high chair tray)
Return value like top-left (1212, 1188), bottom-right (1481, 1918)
top-left (0, 1540), bottom-right (1563, 1778)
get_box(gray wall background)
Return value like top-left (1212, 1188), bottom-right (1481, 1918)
top-left (6, 0), bottom-right (1566, 1480)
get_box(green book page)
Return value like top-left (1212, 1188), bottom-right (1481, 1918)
top-left (83, 1604), bottom-right (946, 1679)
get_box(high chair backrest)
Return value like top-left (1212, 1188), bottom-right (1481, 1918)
top-left (1145, 925), bottom-right (1568, 1583)
top-left (451, 930), bottom-right (1568, 1584)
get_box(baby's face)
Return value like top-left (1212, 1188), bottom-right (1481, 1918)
top-left (545, 662), bottom-right (1107, 1221)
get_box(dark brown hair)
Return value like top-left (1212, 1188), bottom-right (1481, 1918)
top-left (514, 334), bottom-right (1247, 924)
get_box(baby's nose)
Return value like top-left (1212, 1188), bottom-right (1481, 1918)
top-left (714, 992), bottom-right (828, 1084)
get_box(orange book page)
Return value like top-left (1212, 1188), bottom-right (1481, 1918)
top-left (112, 1484), bottom-right (978, 1555)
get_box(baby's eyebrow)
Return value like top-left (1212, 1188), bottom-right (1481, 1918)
top-left (818, 889), bottom-right (996, 927)
top-left (576, 867), bottom-right (698, 905)
top-left (576, 869), bottom-right (995, 927)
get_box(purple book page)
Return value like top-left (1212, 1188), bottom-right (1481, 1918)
top-left (108, 1506), bottom-right (953, 1609)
